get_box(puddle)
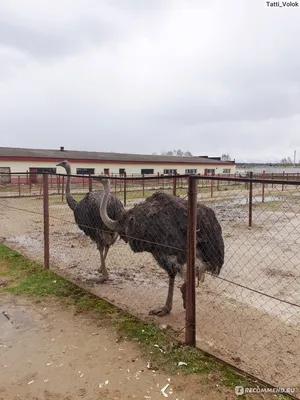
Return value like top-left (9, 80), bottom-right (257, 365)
top-left (218, 196), bottom-right (282, 206)
top-left (0, 306), bottom-right (34, 340)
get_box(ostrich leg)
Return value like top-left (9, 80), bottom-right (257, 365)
top-left (149, 274), bottom-right (175, 317)
top-left (97, 246), bottom-right (109, 283)
top-left (103, 245), bottom-right (109, 260)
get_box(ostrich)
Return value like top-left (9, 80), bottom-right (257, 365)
top-left (97, 176), bottom-right (225, 316)
top-left (56, 161), bottom-right (125, 283)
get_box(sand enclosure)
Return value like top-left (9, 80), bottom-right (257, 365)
top-left (1, 184), bottom-right (300, 393)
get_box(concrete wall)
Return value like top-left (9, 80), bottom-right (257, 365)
top-left (0, 160), bottom-right (236, 176)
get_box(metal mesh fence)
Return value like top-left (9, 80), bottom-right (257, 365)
top-left (193, 176), bottom-right (300, 394)
top-left (0, 173), bottom-right (300, 396)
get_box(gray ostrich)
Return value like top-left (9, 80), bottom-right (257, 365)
top-left (97, 176), bottom-right (225, 316)
top-left (56, 161), bottom-right (125, 283)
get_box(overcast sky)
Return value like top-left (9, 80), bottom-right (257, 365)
top-left (0, 0), bottom-right (299, 162)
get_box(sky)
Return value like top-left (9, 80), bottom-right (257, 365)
top-left (0, 0), bottom-right (299, 163)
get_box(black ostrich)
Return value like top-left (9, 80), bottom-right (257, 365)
top-left (56, 161), bottom-right (125, 283)
top-left (97, 176), bottom-right (225, 316)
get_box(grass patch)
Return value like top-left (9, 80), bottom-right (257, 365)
top-left (0, 242), bottom-right (294, 399)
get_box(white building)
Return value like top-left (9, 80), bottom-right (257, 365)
top-left (0, 146), bottom-right (236, 183)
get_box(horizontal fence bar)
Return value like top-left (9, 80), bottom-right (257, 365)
top-left (2, 171), bottom-right (300, 185)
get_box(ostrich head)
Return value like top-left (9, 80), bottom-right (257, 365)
top-left (56, 160), bottom-right (70, 170)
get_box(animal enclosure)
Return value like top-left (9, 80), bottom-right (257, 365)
top-left (0, 173), bottom-right (300, 397)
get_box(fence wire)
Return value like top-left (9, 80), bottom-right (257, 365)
top-left (0, 174), bottom-right (300, 396)
top-left (193, 177), bottom-right (300, 394)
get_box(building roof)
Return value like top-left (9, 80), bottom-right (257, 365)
top-left (0, 146), bottom-right (234, 165)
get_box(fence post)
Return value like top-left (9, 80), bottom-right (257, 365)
top-left (89, 175), bottom-right (92, 192)
top-left (18, 175), bottom-right (21, 197)
top-left (282, 171), bottom-right (285, 191)
top-left (248, 171), bottom-right (253, 228)
top-left (210, 178), bottom-right (214, 198)
top-left (185, 176), bottom-right (197, 346)
top-left (43, 174), bottom-right (50, 269)
top-left (173, 175), bottom-right (177, 196)
top-left (124, 177), bottom-right (127, 206)
top-left (262, 170), bottom-right (265, 203)
top-left (142, 174), bottom-right (145, 197)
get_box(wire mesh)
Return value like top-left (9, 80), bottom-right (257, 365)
top-left (193, 176), bottom-right (300, 394)
top-left (0, 173), bottom-right (300, 396)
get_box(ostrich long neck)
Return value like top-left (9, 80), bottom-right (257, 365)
top-left (100, 179), bottom-right (122, 232)
top-left (64, 164), bottom-right (78, 211)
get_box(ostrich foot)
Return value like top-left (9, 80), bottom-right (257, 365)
top-left (96, 270), bottom-right (109, 284)
top-left (149, 306), bottom-right (171, 317)
top-left (96, 276), bottom-right (108, 284)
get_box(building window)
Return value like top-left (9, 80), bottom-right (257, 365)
top-left (141, 169), bottom-right (154, 175)
top-left (204, 169), bottom-right (215, 176)
top-left (76, 168), bottom-right (95, 175)
top-left (36, 167), bottom-right (56, 174)
top-left (119, 168), bottom-right (126, 175)
top-left (185, 169), bottom-right (197, 174)
top-left (163, 169), bottom-right (177, 175)
top-left (223, 169), bottom-right (231, 174)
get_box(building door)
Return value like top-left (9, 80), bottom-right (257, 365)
top-left (204, 169), bottom-right (215, 176)
top-left (104, 168), bottom-right (109, 175)
top-left (119, 168), bottom-right (126, 176)
top-left (29, 167), bottom-right (38, 184)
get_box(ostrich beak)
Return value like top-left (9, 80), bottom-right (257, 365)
top-left (56, 162), bottom-right (63, 167)
top-left (95, 174), bottom-right (109, 184)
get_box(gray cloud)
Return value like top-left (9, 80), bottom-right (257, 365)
top-left (0, 0), bottom-right (300, 162)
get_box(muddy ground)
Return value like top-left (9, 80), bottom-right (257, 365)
top-left (1, 187), bottom-right (300, 392)
top-left (1, 293), bottom-right (234, 400)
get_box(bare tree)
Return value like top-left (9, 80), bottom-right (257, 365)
top-left (161, 149), bottom-right (193, 157)
top-left (281, 157), bottom-right (293, 165)
top-left (221, 153), bottom-right (231, 161)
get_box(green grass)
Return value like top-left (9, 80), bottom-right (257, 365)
top-left (0, 243), bottom-right (294, 399)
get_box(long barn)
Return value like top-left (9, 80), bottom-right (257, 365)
top-left (0, 146), bottom-right (236, 183)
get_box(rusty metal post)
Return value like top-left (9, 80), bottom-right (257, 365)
top-left (43, 174), bottom-right (50, 269)
top-left (282, 171), bottom-right (285, 191)
top-left (262, 170), bottom-right (265, 203)
top-left (114, 178), bottom-right (117, 195)
top-left (248, 171), bottom-right (253, 228)
top-left (210, 178), bottom-right (214, 198)
top-left (173, 176), bottom-right (177, 196)
top-left (89, 175), bottom-right (92, 192)
top-left (185, 176), bottom-right (197, 346)
top-left (124, 177), bottom-right (127, 206)
top-left (142, 174), bottom-right (145, 197)
top-left (18, 175), bottom-right (21, 197)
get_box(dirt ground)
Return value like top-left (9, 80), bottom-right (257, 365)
top-left (1, 293), bottom-right (233, 400)
top-left (1, 187), bottom-right (300, 393)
